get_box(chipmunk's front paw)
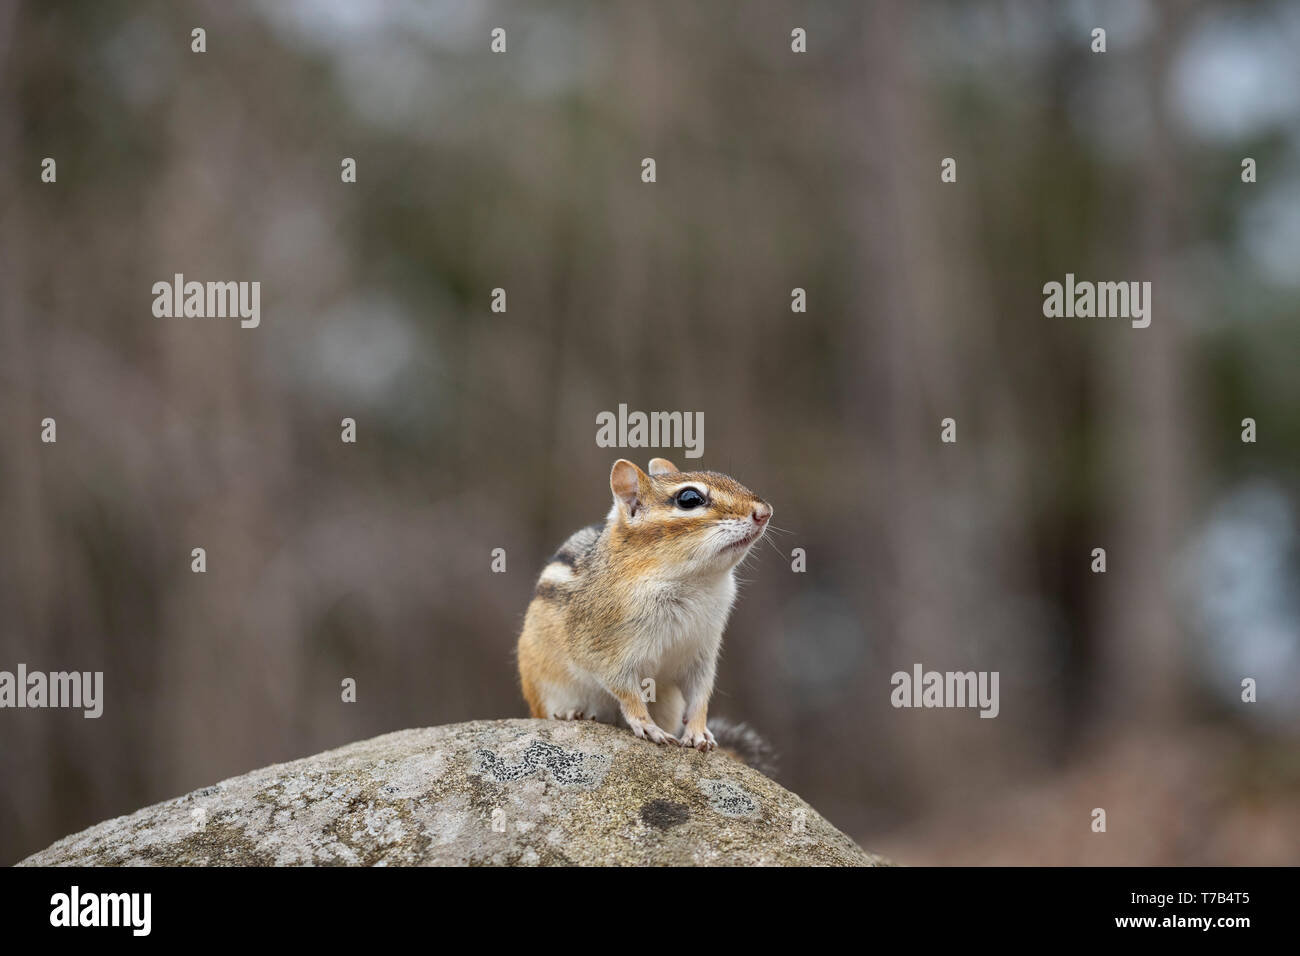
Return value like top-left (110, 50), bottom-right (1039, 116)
top-left (629, 719), bottom-right (680, 746)
top-left (679, 727), bottom-right (717, 751)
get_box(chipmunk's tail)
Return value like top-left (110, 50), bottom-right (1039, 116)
top-left (710, 717), bottom-right (778, 777)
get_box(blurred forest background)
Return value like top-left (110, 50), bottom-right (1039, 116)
top-left (2, 0), bottom-right (1297, 866)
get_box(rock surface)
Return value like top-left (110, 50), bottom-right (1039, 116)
top-left (19, 718), bottom-right (889, 866)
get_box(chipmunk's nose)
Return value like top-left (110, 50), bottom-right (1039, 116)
top-left (752, 502), bottom-right (772, 525)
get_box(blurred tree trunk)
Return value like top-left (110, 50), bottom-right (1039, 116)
top-left (1094, 4), bottom-right (1194, 729)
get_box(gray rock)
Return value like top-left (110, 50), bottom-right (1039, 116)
top-left (18, 719), bottom-right (889, 866)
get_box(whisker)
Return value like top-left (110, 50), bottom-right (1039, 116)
top-left (761, 533), bottom-right (785, 560)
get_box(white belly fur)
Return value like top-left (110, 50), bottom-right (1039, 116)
top-left (543, 571), bottom-right (737, 727)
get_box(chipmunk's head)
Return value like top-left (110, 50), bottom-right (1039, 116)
top-left (607, 458), bottom-right (772, 576)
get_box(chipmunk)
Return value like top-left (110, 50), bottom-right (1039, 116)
top-left (517, 458), bottom-right (772, 752)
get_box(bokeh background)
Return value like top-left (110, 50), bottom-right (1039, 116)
top-left (2, 0), bottom-right (1297, 866)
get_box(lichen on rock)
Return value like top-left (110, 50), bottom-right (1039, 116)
top-left (19, 719), bottom-right (890, 867)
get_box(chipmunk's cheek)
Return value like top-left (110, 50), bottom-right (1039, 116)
top-left (715, 530), bottom-right (754, 559)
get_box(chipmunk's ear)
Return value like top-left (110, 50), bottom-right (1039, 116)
top-left (610, 459), bottom-right (647, 518)
top-left (648, 457), bottom-right (679, 476)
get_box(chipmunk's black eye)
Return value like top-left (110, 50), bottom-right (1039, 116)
top-left (675, 488), bottom-right (707, 509)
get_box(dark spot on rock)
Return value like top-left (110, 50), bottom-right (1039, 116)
top-left (640, 799), bottom-right (690, 831)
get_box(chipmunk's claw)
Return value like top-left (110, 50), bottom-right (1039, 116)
top-left (679, 728), bottom-right (717, 751)
top-left (630, 720), bottom-right (681, 746)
